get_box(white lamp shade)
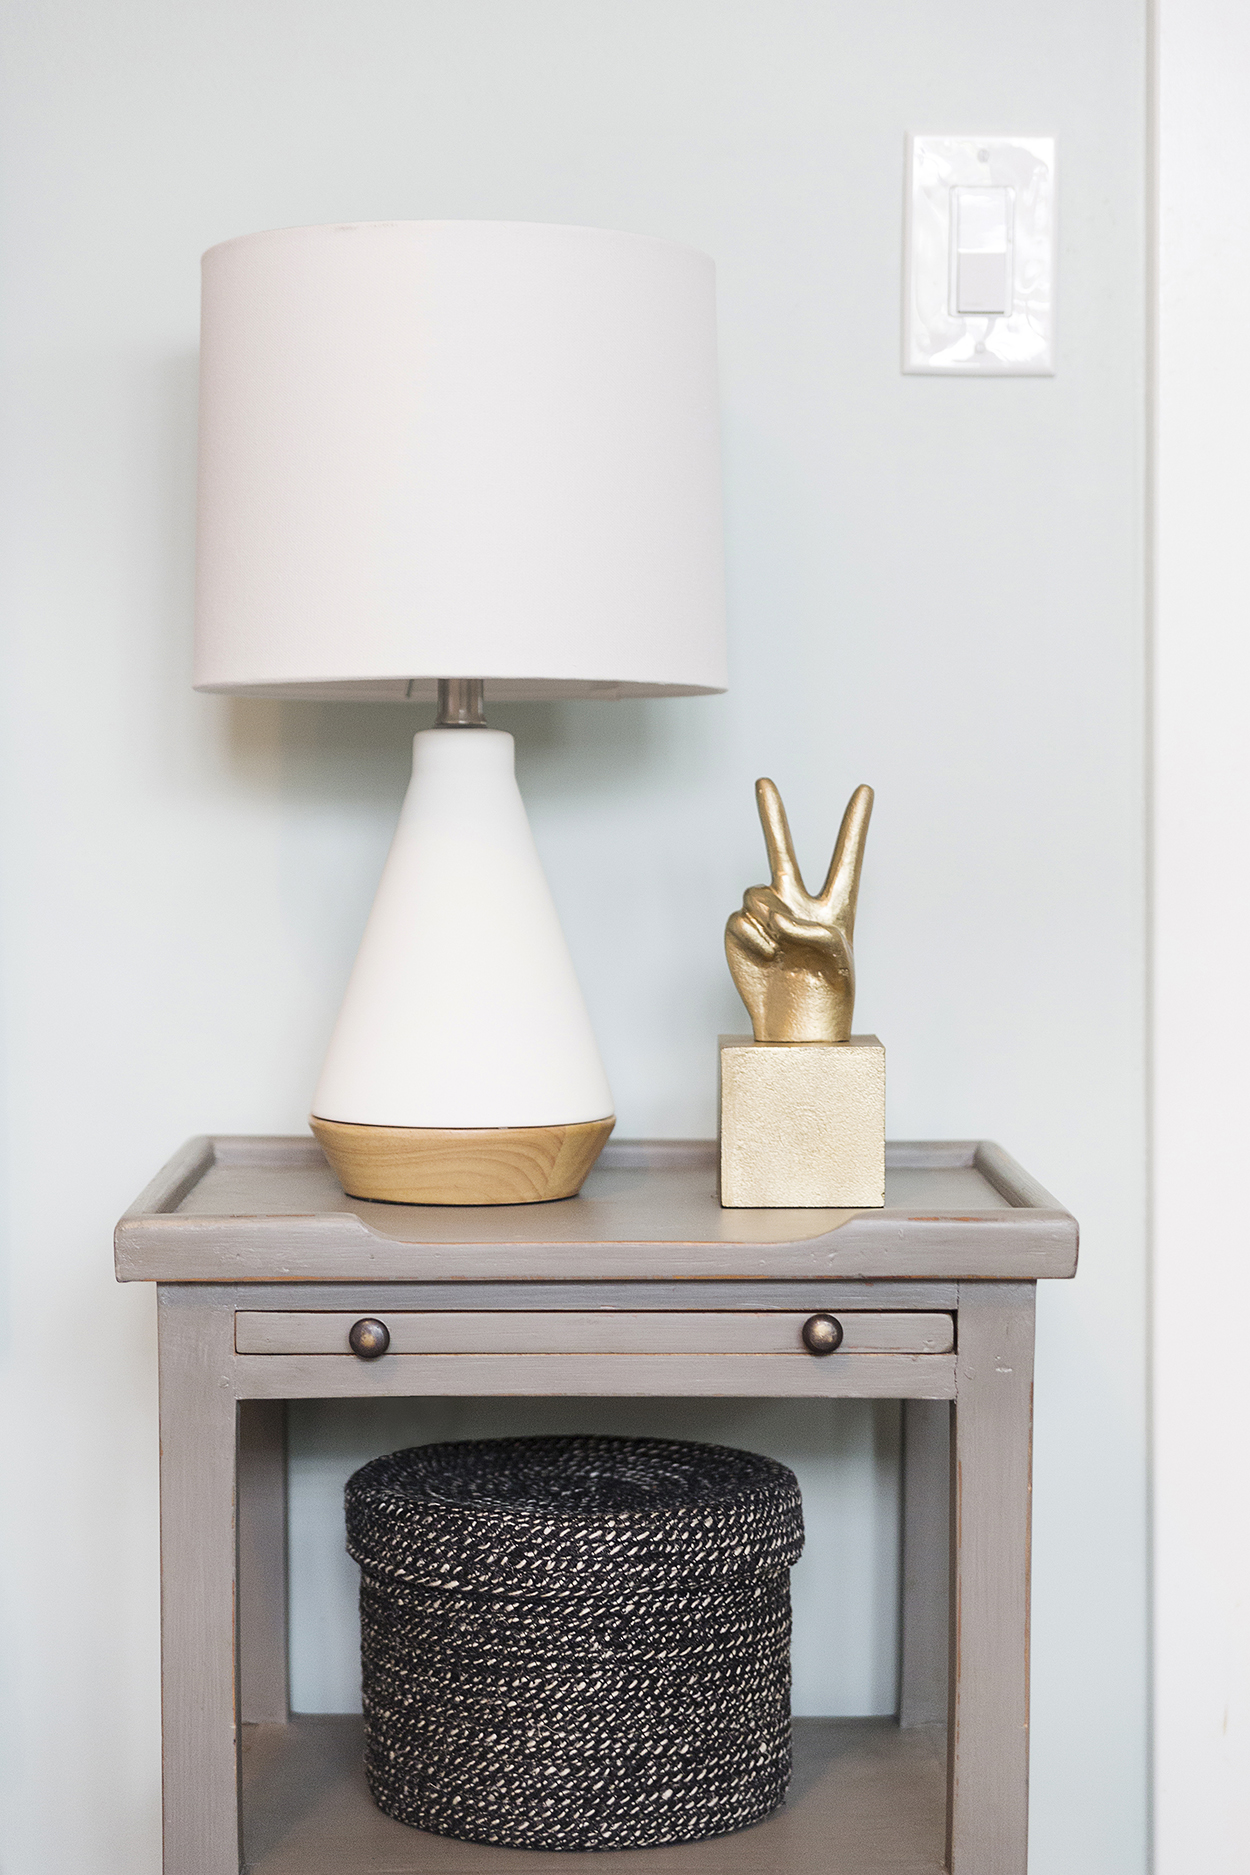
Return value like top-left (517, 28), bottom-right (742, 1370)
top-left (195, 220), bottom-right (726, 699)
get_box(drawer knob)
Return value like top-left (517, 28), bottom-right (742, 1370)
top-left (348, 1317), bottom-right (390, 1360)
top-left (802, 1312), bottom-right (844, 1355)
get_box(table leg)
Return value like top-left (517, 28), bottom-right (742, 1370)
top-left (238, 1400), bottom-right (289, 1724)
top-left (947, 1283), bottom-right (1035, 1875)
top-left (157, 1287), bottom-right (241, 1875)
top-left (899, 1398), bottom-right (951, 1727)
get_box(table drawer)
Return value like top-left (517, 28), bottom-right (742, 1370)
top-left (234, 1310), bottom-right (955, 1357)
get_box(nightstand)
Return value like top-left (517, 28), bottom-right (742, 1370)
top-left (115, 1135), bottom-right (1077, 1875)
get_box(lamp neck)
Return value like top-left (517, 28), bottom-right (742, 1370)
top-left (435, 678), bottom-right (487, 727)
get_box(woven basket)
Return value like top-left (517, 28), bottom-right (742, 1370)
top-left (345, 1434), bottom-right (805, 1852)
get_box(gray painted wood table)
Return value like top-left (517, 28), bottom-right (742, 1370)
top-left (115, 1135), bottom-right (1078, 1875)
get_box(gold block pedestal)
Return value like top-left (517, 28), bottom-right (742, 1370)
top-left (718, 1033), bottom-right (885, 1208)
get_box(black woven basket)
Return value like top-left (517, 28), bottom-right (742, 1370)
top-left (345, 1434), bottom-right (805, 1853)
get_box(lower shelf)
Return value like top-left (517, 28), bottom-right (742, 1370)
top-left (241, 1715), bottom-right (947, 1875)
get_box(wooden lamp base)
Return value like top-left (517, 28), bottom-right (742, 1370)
top-left (310, 1114), bottom-right (615, 1206)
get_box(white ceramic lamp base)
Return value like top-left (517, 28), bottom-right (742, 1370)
top-left (311, 727), bottom-right (614, 1204)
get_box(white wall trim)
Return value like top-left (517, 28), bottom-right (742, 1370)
top-left (1152, 2), bottom-right (1250, 1866)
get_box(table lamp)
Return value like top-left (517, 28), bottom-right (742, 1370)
top-left (194, 220), bottom-right (726, 1205)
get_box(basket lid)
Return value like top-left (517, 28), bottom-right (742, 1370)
top-left (345, 1435), bottom-right (804, 1595)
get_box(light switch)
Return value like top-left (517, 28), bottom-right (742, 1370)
top-left (904, 136), bottom-right (1055, 375)
top-left (953, 186), bottom-right (1013, 315)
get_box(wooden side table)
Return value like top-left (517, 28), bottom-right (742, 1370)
top-left (115, 1136), bottom-right (1077, 1875)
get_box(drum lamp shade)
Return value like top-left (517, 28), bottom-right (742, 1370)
top-left (194, 220), bottom-right (727, 699)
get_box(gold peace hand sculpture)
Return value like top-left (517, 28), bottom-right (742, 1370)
top-left (725, 780), bottom-right (874, 1044)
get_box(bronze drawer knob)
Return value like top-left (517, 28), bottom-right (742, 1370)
top-left (802, 1313), bottom-right (844, 1355)
top-left (349, 1317), bottom-right (390, 1360)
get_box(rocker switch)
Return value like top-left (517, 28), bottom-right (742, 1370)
top-left (953, 185), bottom-right (1014, 316)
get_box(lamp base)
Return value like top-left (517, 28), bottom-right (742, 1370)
top-left (310, 1114), bottom-right (615, 1206)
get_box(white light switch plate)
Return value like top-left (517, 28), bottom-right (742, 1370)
top-left (903, 134), bottom-right (1055, 376)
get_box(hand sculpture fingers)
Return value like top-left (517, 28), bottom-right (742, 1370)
top-left (769, 907), bottom-right (852, 970)
top-left (817, 783), bottom-right (874, 936)
top-left (725, 908), bottom-right (777, 963)
top-left (741, 883), bottom-right (787, 926)
top-left (725, 777), bottom-right (872, 1044)
top-left (755, 778), bottom-right (803, 896)
top-left (734, 886), bottom-right (843, 963)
